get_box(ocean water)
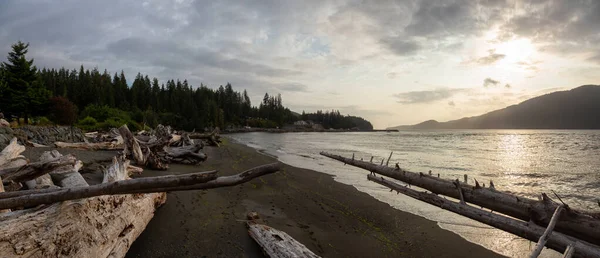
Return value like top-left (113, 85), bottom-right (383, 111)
top-left (226, 130), bottom-right (600, 258)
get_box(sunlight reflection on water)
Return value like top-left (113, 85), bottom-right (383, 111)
top-left (227, 130), bottom-right (600, 258)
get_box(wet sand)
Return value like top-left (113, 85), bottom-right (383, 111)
top-left (121, 140), bottom-right (503, 258)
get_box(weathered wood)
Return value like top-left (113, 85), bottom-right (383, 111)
top-left (126, 162), bottom-right (281, 193)
top-left (37, 150), bottom-right (87, 188)
top-left (321, 152), bottom-right (600, 244)
top-left (54, 141), bottom-right (123, 150)
top-left (0, 154), bottom-right (77, 184)
top-left (247, 212), bottom-right (320, 258)
top-left (0, 161), bottom-right (278, 201)
top-left (563, 243), bottom-right (577, 258)
top-left (530, 205), bottom-right (565, 258)
top-left (0, 176), bottom-right (9, 213)
top-left (367, 174), bottom-right (600, 258)
top-left (0, 189), bottom-right (166, 258)
top-left (0, 138), bottom-right (25, 167)
top-left (163, 143), bottom-right (207, 164)
top-left (119, 125), bottom-right (146, 166)
top-left (0, 163), bottom-right (218, 210)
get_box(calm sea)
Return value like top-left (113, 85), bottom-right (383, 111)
top-left (227, 130), bottom-right (600, 258)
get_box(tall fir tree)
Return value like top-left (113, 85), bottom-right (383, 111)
top-left (1, 41), bottom-right (50, 123)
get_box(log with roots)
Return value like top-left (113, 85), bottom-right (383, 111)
top-left (367, 174), bottom-right (600, 258)
top-left (320, 152), bottom-right (600, 246)
top-left (189, 129), bottom-right (221, 147)
top-left (119, 124), bottom-right (207, 169)
top-left (0, 151), bottom-right (167, 258)
top-left (163, 143), bottom-right (207, 165)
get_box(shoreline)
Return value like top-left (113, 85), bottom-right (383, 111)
top-left (222, 128), bottom-right (398, 134)
top-left (126, 140), bottom-right (503, 257)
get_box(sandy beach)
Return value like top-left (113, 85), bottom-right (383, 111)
top-left (119, 140), bottom-right (504, 258)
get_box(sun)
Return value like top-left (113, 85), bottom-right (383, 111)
top-left (495, 38), bottom-right (536, 64)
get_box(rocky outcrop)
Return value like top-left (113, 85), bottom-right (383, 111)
top-left (13, 126), bottom-right (85, 146)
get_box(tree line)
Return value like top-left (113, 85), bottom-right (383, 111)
top-left (0, 41), bottom-right (373, 131)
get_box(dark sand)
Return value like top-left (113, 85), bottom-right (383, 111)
top-left (120, 140), bottom-right (503, 258)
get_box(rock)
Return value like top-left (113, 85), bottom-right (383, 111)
top-left (0, 127), bottom-right (14, 150)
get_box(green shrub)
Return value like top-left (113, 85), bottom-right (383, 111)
top-left (35, 116), bottom-right (53, 126)
top-left (76, 116), bottom-right (99, 131)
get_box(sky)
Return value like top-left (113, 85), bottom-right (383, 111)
top-left (0, 0), bottom-right (599, 129)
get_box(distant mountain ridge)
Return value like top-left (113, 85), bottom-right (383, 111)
top-left (388, 85), bottom-right (600, 130)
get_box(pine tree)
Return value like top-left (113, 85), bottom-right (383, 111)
top-left (1, 41), bottom-right (50, 123)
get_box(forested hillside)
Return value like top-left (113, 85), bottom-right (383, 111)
top-left (0, 41), bottom-right (372, 131)
top-left (388, 85), bottom-right (600, 130)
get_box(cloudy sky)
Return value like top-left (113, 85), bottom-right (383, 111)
top-left (1, 0), bottom-right (599, 128)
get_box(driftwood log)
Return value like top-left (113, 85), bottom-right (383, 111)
top-left (0, 162), bottom-right (281, 209)
top-left (247, 212), bottom-right (320, 258)
top-left (0, 151), bottom-right (167, 258)
top-left (320, 152), bottom-right (600, 245)
top-left (54, 141), bottom-right (123, 150)
top-left (367, 174), bottom-right (600, 258)
top-left (0, 154), bottom-right (77, 185)
top-left (0, 138), bottom-right (25, 167)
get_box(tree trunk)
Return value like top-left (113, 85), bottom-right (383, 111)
top-left (321, 152), bottom-right (600, 245)
top-left (367, 174), bottom-right (600, 258)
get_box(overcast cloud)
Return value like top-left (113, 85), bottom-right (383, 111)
top-left (0, 0), bottom-right (599, 128)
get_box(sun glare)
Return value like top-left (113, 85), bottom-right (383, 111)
top-left (495, 38), bottom-right (536, 63)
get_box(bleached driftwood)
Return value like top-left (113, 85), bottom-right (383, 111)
top-left (367, 174), bottom-right (600, 258)
top-left (54, 141), bottom-right (123, 150)
top-left (119, 125), bottom-right (146, 166)
top-left (189, 131), bottom-right (220, 147)
top-left (0, 176), bottom-right (9, 213)
top-left (0, 138), bottom-right (25, 167)
top-left (0, 154), bottom-right (77, 184)
top-left (39, 150), bottom-right (88, 188)
top-left (247, 212), bottom-right (320, 258)
top-left (0, 153), bottom-right (167, 258)
top-left (321, 152), bottom-right (600, 245)
top-left (163, 143), bottom-right (207, 164)
top-left (530, 205), bottom-right (565, 258)
top-left (0, 162), bottom-right (281, 209)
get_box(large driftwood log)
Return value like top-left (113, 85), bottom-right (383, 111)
top-left (189, 131), bottom-right (221, 147)
top-left (163, 143), bottom-right (207, 164)
top-left (321, 152), bottom-right (600, 245)
top-left (247, 212), bottom-right (320, 258)
top-left (0, 155), bottom-right (77, 184)
top-left (54, 141), bottom-right (123, 150)
top-left (0, 167), bottom-right (217, 210)
top-left (118, 125), bottom-right (146, 166)
top-left (0, 162), bottom-right (280, 200)
top-left (0, 138), bottom-right (25, 167)
top-left (40, 150), bottom-right (88, 188)
top-left (0, 151), bottom-right (166, 258)
top-left (367, 174), bottom-right (600, 258)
